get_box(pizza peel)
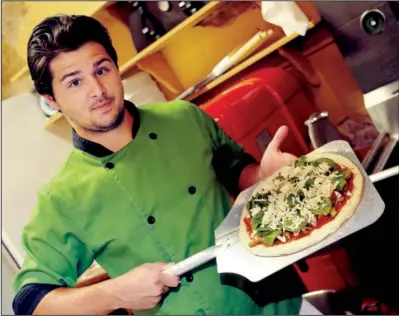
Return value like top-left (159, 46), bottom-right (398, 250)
top-left (164, 141), bottom-right (385, 282)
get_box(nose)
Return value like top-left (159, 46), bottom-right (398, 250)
top-left (89, 76), bottom-right (106, 98)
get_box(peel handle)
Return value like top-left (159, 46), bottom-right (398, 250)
top-left (163, 244), bottom-right (222, 276)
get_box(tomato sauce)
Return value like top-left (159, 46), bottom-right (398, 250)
top-left (244, 217), bottom-right (252, 234)
top-left (244, 166), bottom-right (355, 248)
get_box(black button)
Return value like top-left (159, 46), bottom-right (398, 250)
top-left (105, 162), bottom-right (114, 169)
top-left (188, 186), bottom-right (196, 194)
top-left (149, 133), bottom-right (158, 140)
top-left (185, 272), bottom-right (194, 282)
top-left (147, 216), bottom-right (155, 224)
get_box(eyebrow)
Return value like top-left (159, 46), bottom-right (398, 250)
top-left (94, 58), bottom-right (112, 67)
top-left (59, 58), bottom-right (112, 83)
top-left (60, 70), bottom-right (81, 83)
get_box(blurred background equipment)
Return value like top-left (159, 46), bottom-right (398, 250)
top-left (128, 1), bottom-right (206, 52)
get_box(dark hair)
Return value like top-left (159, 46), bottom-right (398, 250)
top-left (27, 14), bottom-right (118, 96)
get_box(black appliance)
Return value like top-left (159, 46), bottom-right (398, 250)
top-left (128, 1), bottom-right (207, 52)
top-left (313, 1), bottom-right (399, 94)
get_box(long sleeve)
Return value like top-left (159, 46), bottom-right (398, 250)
top-left (13, 188), bottom-right (94, 313)
top-left (186, 101), bottom-right (257, 196)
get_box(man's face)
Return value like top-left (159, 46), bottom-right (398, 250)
top-left (45, 41), bottom-right (125, 132)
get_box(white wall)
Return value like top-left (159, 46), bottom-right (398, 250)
top-left (2, 92), bottom-right (73, 267)
top-left (2, 244), bottom-right (19, 315)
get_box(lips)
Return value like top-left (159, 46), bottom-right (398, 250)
top-left (93, 100), bottom-right (112, 111)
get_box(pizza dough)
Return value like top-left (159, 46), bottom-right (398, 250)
top-left (239, 153), bottom-right (364, 257)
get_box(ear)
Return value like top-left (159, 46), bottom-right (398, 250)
top-left (43, 94), bottom-right (60, 112)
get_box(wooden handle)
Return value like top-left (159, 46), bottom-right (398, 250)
top-left (227, 30), bottom-right (272, 67)
top-left (213, 30), bottom-right (273, 75)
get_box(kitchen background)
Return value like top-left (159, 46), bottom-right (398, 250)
top-left (2, 1), bottom-right (398, 314)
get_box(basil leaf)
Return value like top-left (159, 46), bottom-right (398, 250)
top-left (257, 226), bottom-right (273, 236)
top-left (288, 177), bottom-right (299, 184)
top-left (291, 219), bottom-right (308, 233)
top-left (254, 199), bottom-right (268, 208)
top-left (282, 220), bottom-right (295, 232)
top-left (299, 219), bottom-right (308, 229)
top-left (254, 193), bottom-right (264, 199)
top-left (343, 169), bottom-right (352, 180)
top-left (333, 177), bottom-right (346, 191)
top-left (252, 212), bottom-right (263, 221)
top-left (284, 220), bottom-right (293, 226)
top-left (262, 230), bottom-right (281, 246)
top-left (314, 158), bottom-right (336, 167)
top-left (304, 178), bottom-right (316, 190)
top-left (246, 199), bottom-right (254, 210)
top-left (334, 170), bottom-right (345, 177)
top-left (294, 156), bottom-right (307, 167)
top-left (275, 174), bottom-right (284, 181)
top-left (257, 225), bottom-right (272, 231)
top-left (286, 194), bottom-right (297, 208)
top-left (278, 220), bottom-right (293, 230)
top-left (250, 216), bottom-right (262, 231)
top-left (311, 197), bottom-right (332, 216)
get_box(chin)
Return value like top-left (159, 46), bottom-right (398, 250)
top-left (96, 109), bottom-right (125, 132)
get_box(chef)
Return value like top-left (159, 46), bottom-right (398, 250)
top-left (13, 14), bottom-right (305, 315)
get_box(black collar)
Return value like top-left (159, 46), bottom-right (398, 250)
top-left (72, 100), bottom-right (140, 158)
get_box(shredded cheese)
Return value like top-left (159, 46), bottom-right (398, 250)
top-left (250, 206), bottom-right (262, 217)
top-left (249, 158), bottom-right (343, 233)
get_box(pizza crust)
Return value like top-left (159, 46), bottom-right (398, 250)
top-left (239, 153), bottom-right (364, 257)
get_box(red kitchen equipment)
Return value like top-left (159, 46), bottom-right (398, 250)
top-left (200, 67), bottom-right (359, 293)
top-left (200, 67), bottom-right (318, 161)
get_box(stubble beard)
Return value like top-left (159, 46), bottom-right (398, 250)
top-left (86, 106), bottom-right (125, 133)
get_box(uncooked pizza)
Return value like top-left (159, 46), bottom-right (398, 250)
top-left (239, 153), bottom-right (364, 257)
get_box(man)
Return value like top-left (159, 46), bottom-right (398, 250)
top-left (13, 14), bottom-right (303, 315)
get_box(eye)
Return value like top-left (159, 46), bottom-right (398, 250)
top-left (97, 68), bottom-right (109, 76)
top-left (68, 79), bottom-right (80, 88)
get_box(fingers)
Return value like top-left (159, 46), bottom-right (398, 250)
top-left (160, 271), bottom-right (180, 288)
top-left (146, 295), bottom-right (162, 309)
top-left (147, 262), bottom-right (180, 288)
top-left (268, 126), bottom-right (289, 151)
top-left (149, 262), bottom-right (172, 271)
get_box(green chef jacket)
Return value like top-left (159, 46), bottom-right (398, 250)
top-left (14, 100), bottom-right (302, 315)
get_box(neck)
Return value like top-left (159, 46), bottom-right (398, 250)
top-left (73, 109), bottom-right (134, 153)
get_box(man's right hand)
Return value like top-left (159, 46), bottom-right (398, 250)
top-left (107, 262), bottom-right (180, 311)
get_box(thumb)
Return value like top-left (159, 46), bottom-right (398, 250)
top-left (283, 152), bottom-right (299, 164)
top-left (160, 265), bottom-right (180, 288)
top-left (268, 126), bottom-right (289, 151)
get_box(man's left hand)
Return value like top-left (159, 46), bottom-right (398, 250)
top-left (260, 126), bottom-right (298, 178)
top-left (239, 126), bottom-right (298, 191)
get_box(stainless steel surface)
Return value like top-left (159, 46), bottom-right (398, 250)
top-left (305, 112), bottom-right (342, 149)
top-left (364, 80), bottom-right (399, 139)
top-left (361, 132), bottom-right (389, 170)
top-left (372, 137), bottom-right (398, 173)
top-left (302, 290), bottom-right (340, 315)
top-left (304, 111), bottom-right (329, 125)
top-left (215, 141), bottom-right (385, 282)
